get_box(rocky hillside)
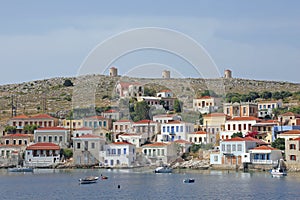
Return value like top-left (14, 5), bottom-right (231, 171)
top-left (0, 75), bottom-right (299, 125)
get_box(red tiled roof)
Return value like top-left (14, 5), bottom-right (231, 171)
top-left (251, 146), bottom-right (278, 151)
top-left (11, 114), bottom-right (30, 119)
top-left (31, 114), bottom-right (54, 119)
top-left (197, 96), bottom-right (212, 99)
top-left (293, 137), bottom-right (300, 141)
top-left (134, 119), bottom-right (156, 124)
top-left (112, 141), bottom-right (133, 145)
top-left (37, 127), bottom-right (67, 131)
top-left (2, 133), bottom-right (31, 138)
top-left (192, 131), bottom-right (207, 135)
top-left (76, 134), bottom-right (100, 138)
top-left (228, 117), bottom-right (260, 121)
top-left (104, 109), bottom-right (118, 113)
top-left (115, 120), bottom-right (132, 123)
top-left (26, 143), bottom-right (60, 150)
top-left (167, 120), bottom-right (182, 124)
top-left (159, 90), bottom-right (171, 93)
top-left (143, 142), bottom-right (168, 147)
top-left (223, 137), bottom-right (266, 145)
top-left (174, 139), bottom-right (192, 144)
top-left (280, 112), bottom-right (299, 117)
top-left (281, 130), bottom-right (300, 135)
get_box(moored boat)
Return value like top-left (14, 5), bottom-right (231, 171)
top-left (8, 166), bottom-right (34, 173)
top-left (79, 176), bottom-right (99, 184)
top-left (183, 178), bottom-right (195, 183)
top-left (154, 166), bottom-right (172, 173)
top-left (271, 159), bottom-right (287, 177)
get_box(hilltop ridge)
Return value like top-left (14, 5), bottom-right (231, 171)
top-left (0, 75), bottom-right (299, 125)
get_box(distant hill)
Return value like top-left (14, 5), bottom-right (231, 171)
top-left (0, 75), bottom-right (299, 125)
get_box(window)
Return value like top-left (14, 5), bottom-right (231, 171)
top-left (18, 140), bottom-right (22, 145)
top-left (49, 136), bottom-right (52, 143)
top-left (180, 126), bottom-right (183, 132)
top-left (5, 140), bottom-right (9, 145)
top-left (123, 148), bottom-right (127, 154)
top-left (91, 142), bottom-right (95, 149)
top-left (77, 143), bottom-right (81, 149)
top-left (233, 124), bottom-right (236, 130)
top-left (103, 121), bottom-right (107, 127)
top-left (54, 136), bottom-right (58, 142)
top-left (118, 149), bottom-right (121, 155)
top-left (237, 144), bottom-right (242, 151)
top-left (214, 156), bottom-right (218, 162)
top-left (290, 144), bottom-right (296, 150)
top-left (59, 136), bottom-right (63, 142)
top-left (43, 136), bottom-right (46, 142)
top-left (226, 144), bottom-right (231, 152)
top-left (227, 124), bottom-right (230, 131)
top-left (243, 124), bottom-right (246, 130)
top-left (290, 155), bottom-right (296, 161)
top-left (161, 149), bottom-right (165, 156)
top-left (221, 144), bottom-right (225, 151)
top-left (232, 144), bottom-right (236, 151)
top-left (167, 126), bottom-right (170, 132)
top-left (38, 136), bottom-right (41, 142)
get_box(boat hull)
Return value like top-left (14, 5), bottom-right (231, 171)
top-left (79, 176), bottom-right (99, 184)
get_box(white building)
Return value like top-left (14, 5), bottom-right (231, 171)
top-left (118, 133), bottom-right (147, 148)
top-left (220, 117), bottom-right (260, 140)
top-left (72, 127), bottom-right (93, 137)
top-left (153, 114), bottom-right (182, 123)
top-left (249, 145), bottom-right (282, 165)
top-left (24, 142), bottom-right (60, 167)
top-left (158, 120), bottom-right (194, 142)
top-left (34, 127), bottom-right (70, 148)
top-left (100, 141), bottom-right (136, 167)
top-left (193, 96), bottom-right (220, 114)
top-left (188, 131), bottom-right (213, 144)
top-left (257, 100), bottom-right (282, 118)
top-left (157, 90), bottom-right (173, 98)
top-left (113, 120), bottom-right (133, 133)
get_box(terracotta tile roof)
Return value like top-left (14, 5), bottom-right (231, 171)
top-left (31, 114), bottom-right (54, 119)
top-left (166, 120), bottom-right (183, 124)
top-left (103, 109), bottom-right (118, 113)
top-left (223, 137), bottom-right (266, 145)
top-left (251, 145), bottom-right (279, 151)
top-left (228, 117), bottom-right (260, 121)
top-left (134, 119), bottom-right (156, 124)
top-left (280, 112), bottom-right (300, 118)
top-left (191, 131), bottom-right (207, 135)
top-left (159, 90), bottom-right (171, 93)
top-left (174, 139), bottom-right (192, 144)
top-left (37, 127), bottom-right (67, 131)
top-left (115, 120), bottom-right (132, 123)
top-left (293, 137), bottom-right (300, 141)
top-left (196, 96), bottom-right (212, 99)
top-left (26, 143), bottom-right (60, 150)
top-left (112, 141), bottom-right (133, 145)
top-left (143, 142), bottom-right (168, 147)
top-left (76, 134), bottom-right (101, 138)
top-left (11, 114), bottom-right (30, 119)
top-left (281, 130), bottom-right (300, 135)
top-left (2, 133), bottom-right (31, 138)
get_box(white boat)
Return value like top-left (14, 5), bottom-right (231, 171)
top-left (154, 166), bottom-right (172, 173)
top-left (8, 166), bottom-right (34, 173)
top-left (271, 159), bottom-right (287, 177)
top-left (183, 178), bottom-right (195, 183)
top-left (79, 176), bottom-right (99, 184)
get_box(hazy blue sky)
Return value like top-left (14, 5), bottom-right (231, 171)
top-left (1, 1), bottom-right (299, 85)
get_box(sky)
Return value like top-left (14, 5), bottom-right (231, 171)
top-left (0, 0), bottom-right (300, 85)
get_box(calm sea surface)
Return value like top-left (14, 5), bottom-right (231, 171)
top-left (0, 168), bottom-right (300, 200)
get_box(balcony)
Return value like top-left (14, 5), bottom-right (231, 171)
top-left (252, 159), bottom-right (277, 165)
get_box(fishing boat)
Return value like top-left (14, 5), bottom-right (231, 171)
top-left (183, 178), bottom-right (195, 183)
top-left (154, 166), bottom-right (172, 173)
top-left (270, 159), bottom-right (287, 177)
top-left (8, 166), bottom-right (34, 173)
top-left (79, 176), bottom-right (99, 184)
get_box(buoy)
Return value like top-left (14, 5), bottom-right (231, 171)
top-left (117, 185), bottom-right (120, 189)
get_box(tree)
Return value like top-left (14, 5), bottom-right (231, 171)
top-left (271, 138), bottom-right (285, 150)
top-left (201, 90), bottom-right (218, 97)
top-left (260, 91), bottom-right (272, 99)
top-left (23, 124), bottom-right (38, 134)
top-left (63, 79), bottom-right (74, 87)
top-left (199, 113), bottom-right (203, 125)
top-left (62, 148), bottom-right (73, 159)
top-left (130, 101), bottom-right (150, 122)
top-left (231, 132), bottom-right (243, 138)
top-left (174, 99), bottom-right (182, 113)
top-left (144, 87), bottom-right (156, 96)
top-left (4, 125), bottom-right (16, 134)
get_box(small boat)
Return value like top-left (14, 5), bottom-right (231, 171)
top-left (79, 176), bottom-right (99, 184)
top-left (101, 176), bottom-right (108, 180)
top-left (183, 178), bottom-right (195, 183)
top-left (271, 159), bottom-right (287, 177)
top-left (154, 166), bottom-right (172, 173)
top-left (8, 166), bottom-right (34, 173)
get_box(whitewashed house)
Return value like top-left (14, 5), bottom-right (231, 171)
top-left (158, 120), bottom-right (194, 142)
top-left (34, 127), bottom-right (70, 148)
top-left (118, 133), bottom-right (147, 148)
top-left (100, 141), bottom-right (136, 168)
top-left (24, 143), bottom-right (60, 167)
top-left (249, 145), bottom-right (282, 165)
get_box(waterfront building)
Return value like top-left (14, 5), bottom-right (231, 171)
top-left (24, 142), bottom-right (60, 167)
top-left (34, 127), bottom-right (70, 148)
top-left (73, 134), bottom-right (105, 166)
top-left (285, 137), bottom-right (300, 164)
top-left (100, 141), bottom-right (136, 167)
top-left (142, 142), bottom-right (177, 165)
top-left (248, 145), bottom-right (282, 165)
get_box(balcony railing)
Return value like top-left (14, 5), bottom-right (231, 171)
top-left (251, 159), bottom-right (277, 165)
